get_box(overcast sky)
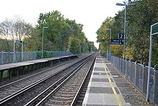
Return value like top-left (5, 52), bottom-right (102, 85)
top-left (0, 0), bottom-right (124, 48)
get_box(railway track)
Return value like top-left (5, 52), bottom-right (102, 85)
top-left (0, 53), bottom-right (96, 106)
top-left (26, 53), bottom-right (96, 106)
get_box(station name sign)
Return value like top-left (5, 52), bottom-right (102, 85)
top-left (151, 22), bottom-right (158, 35)
top-left (111, 39), bottom-right (124, 45)
top-left (14, 40), bottom-right (23, 43)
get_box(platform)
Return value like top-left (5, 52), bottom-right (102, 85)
top-left (0, 55), bottom-right (77, 71)
top-left (82, 56), bottom-right (153, 106)
top-left (0, 55), bottom-right (78, 82)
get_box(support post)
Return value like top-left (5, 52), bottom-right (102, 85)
top-left (146, 31), bottom-right (152, 101)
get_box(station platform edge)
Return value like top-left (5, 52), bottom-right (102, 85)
top-left (82, 56), bottom-right (153, 106)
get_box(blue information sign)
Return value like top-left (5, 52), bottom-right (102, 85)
top-left (111, 39), bottom-right (124, 45)
top-left (14, 40), bottom-right (23, 43)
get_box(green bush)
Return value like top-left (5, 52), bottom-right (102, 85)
top-left (36, 51), bottom-right (42, 59)
top-left (36, 51), bottom-right (53, 59)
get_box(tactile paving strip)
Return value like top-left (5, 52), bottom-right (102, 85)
top-left (89, 87), bottom-right (113, 93)
top-left (94, 67), bottom-right (104, 71)
top-left (91, 78), bottom-right (110, 82)
top-left (113, 78), bottom-right (125, 82)
top-left (93, 72), bottom-right (106, 75)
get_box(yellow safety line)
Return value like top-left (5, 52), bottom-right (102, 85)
top-left (101, 61), bottom-right (123, 106)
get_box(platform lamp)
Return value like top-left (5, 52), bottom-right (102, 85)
top-left (42, 27), bottom-right (48, 58)
top-left (106, 28), bottom-right (111, 60)
top-left (116, 1), bottom-right (136, 59)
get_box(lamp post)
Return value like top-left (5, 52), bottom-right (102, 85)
top-left (146, 22), bottom-right (158, 101)
top-left (106, 28), bottom-right (112, 60)
top-left (42, 27), bottom-right (48, 58)
top-left (116, 1), bottom-right (136, 59)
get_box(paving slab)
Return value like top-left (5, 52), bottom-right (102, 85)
top-left (83, 56), bottom-right (155, 106)
top-left (83, 57), bottom-right (127, 106)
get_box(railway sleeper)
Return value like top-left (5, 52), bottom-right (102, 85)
top-left (47, 99), bottom-right (71, 105)
top-left (56, 95), bottom-right (74, 97)
top-left (57, 91), bottom-right (76, 94)
top-left (52, 96), bottom-right (74, 100)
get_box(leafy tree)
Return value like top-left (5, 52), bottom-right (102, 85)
top-left (96, 17), bottom-right (123, 57)
top-left (24, 27), bottom-right (42, 51)
top-left (97, 0), bottom-right (158, 65)
top-left (126, 0), bottom-right (158, 64)
top-left (38, 10), bottom-right (65, 51)
top-left (88, 41), bottom-right (96, 52)
top-left (70, 38), bottom-right (81, 54)
top-left (61, 19), bottom-right (78, 51)
top-left (0, 18), bottom-right (33, 52)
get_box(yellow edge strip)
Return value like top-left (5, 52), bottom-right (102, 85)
top-left (102, 62), bottom-right (123, 106)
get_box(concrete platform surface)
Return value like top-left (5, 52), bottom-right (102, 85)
top-left (82, 56), bottom-right (154, 106)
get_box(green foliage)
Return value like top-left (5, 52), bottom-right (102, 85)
top-left (36, 51), bottom-right (43, 59)
top-left (0, 18), bottom-right (33, 52)
top-left (70, 38), bottom-right (81, 54)
top-left (38, 10), bottom-right (65, 51)
top-left (126, 0), bottom-right (158, 64)
top-left (36, 51), bottom-right (53, 59)
top-left (0, 10), bottom-right (96, 55)
top-left (24, 27), bottom-right (42, 51)
top-left (97, 0), bottom-right (158, 66)
top-left (35, 10), bottom-right (96, 53)
top-left (96, 17), bottom-right (123, 57)
top-left (3, 70), bottom-right (9, 79)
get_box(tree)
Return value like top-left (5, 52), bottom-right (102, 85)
top-left (97, 0), bottom-right (158, 65)
top-left (126, 0), bottom-right (158, 64)
top-left (0, 17), bottom-right (33, 52)
top-left (70, 38), bottom-right (81, 54)
top-left (24, 27), bottom-right (42, 51)
top-left (24, 10), bottom-right (96, 54)
top-left (96, 17), bottom-right (123, 57)
top-left (38, 10), bottom-right (65, 51)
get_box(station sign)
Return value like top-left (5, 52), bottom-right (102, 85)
top-left (151, 22), bottom-right (158, 35)
top-left (14, 40), bottom-right (23, 43)
top-left (118, 33), bottom-right (125, 39)
top-left (111, 39), bottom-right (124, 45)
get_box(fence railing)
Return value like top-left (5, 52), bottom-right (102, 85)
top-left (104, 54), bottom-right (158, 105)
top-left (0, 51), bottom-right (73, 65)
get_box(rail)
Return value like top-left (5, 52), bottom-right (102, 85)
top-left (0, 54), bottom-right (94, 105)
top-left (25, 54), bottom-right (96, 106)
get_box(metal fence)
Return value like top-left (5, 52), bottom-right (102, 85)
top-left (0, 51), bottom-right (73, 65)
top-left (52, 51), bottom-right (72, 57)
top-left (104, 54), bottom-right (158, 105)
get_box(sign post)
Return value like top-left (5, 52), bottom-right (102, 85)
top-left (146, 22), bottom-right (158, 101)
top-left (13, 40), bottom-right (23, 62)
